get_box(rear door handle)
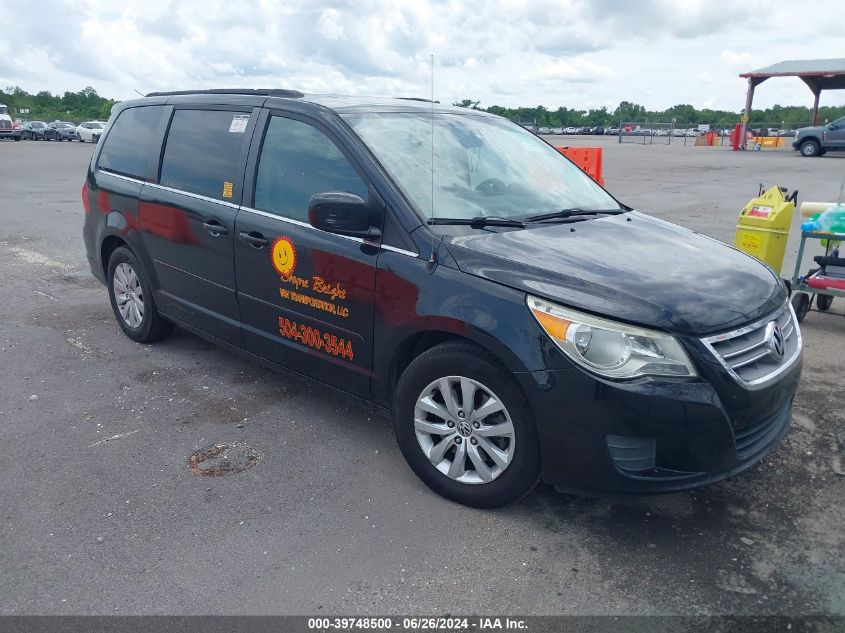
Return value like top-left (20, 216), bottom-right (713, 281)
top-left (202, 220), bottom-right (229, 237)
top-left (239, 231), bottom-right (270, 248)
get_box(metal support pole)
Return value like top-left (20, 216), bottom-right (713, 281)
top-left (800, 77), bottom-right (821, 127)
top-left (740, 77), bottom-right (756, 150)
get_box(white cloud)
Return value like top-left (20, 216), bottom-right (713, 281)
top-left (317, 8), bottom-right (345, 41)
top-left (0, 0), bottom-right (843, 111)
top-left (721, 50), bottom-right (753, 66)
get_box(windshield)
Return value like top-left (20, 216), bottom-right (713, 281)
top-left (343, 112), bottom-right (619, 220)
top-left (92, 122), bottom-right (104, 129)
top-left (0, 106), bottom-right (7, 115)
top-left (31, 122), bottom-right (45, 128)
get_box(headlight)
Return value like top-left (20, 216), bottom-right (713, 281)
top-left (527, 295), bottom-right (696, 379)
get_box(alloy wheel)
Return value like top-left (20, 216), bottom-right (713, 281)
top-left (413, 376), bottom-right (515, 484)
top-left (112, 262), bottom-right (144, 328)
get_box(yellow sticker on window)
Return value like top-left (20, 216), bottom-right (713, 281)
top-left (222, 181), bottom-right (233, 198)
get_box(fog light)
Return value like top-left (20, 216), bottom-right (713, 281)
top-left (606, 435), bottom-right (656, 473)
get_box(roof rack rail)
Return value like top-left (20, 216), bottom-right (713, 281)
top-left (144, 88), bottom-right (305, 98)
top-left (396, 97), bottom-right (440, 104)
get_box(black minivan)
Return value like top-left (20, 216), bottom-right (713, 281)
top-left (83, 89), bottom-right (802, 508)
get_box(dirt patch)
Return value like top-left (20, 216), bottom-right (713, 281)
top-left (188, 441), bottom-right (261, 476)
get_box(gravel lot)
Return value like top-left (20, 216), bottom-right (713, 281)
top-left (1, 138), bottom-right (843, 616)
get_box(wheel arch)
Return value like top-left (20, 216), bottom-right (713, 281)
top-left (386, 329), bottom-right (531, 408)
top-left (100, 234), bottom-right (128, 277)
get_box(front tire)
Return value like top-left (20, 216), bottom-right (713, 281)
top-left (393, 342), bottom-right (540, 508)
top-left (799, 139), bottom-right (820, 157)
top-left (107, 247), bottom-right (174, 343)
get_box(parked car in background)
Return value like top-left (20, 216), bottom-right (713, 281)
top-left (606, 126), bottom-right (620, 135)
top-left (563, 126), bottom-right (578, 134)
top-left (793, 116), bottom-right (845, 157)
top-left (76, 121), bottom-right (106, 143)
top-left (46, 121), bottom-right (77, 141)
top-left (0, 103), bottom-right (22, 141)
top-left (593, 127), bottom-right (605, 135)
top-left (22, 121), bottom-right (48, 140)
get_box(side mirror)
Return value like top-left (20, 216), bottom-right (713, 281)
top-left (308, 192), bottom-right (381, 240)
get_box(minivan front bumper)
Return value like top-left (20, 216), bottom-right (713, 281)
top-left (517, 344), bottom-right (801, 496)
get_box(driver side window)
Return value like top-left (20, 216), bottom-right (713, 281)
top-left (254, 116), bottom-right (368, 222)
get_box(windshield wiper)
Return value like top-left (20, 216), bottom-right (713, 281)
top-left (428, 216), bottom-right (525, 228)
top-left (523, 208), bottom-right (626, 223)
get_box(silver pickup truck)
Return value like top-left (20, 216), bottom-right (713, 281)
top-left (793, 115), bottom-right (845, 156)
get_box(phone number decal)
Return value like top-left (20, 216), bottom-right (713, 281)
top-left (278, 317), bottom-right (354, 360)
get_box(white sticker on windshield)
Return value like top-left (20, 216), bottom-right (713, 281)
top-left (229, 114), bottom-right (249, 133)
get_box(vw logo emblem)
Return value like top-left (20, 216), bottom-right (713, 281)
top-left (457, 420), bottom-right (472, 437)
top-left (764, 321), bottom-right (785, 360)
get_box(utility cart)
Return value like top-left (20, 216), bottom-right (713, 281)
top-left (789, 229), bottom-right (845, 322)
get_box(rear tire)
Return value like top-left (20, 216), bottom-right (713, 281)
top-left (393, 342), bottom-right (540, 508)
top-left (107, 247), bottom-right (174, 343)
top-left (799, 139), bottom-right (820, 157)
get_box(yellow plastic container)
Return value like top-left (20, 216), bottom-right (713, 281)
top-left (733, 186), bottom-right (795, 273)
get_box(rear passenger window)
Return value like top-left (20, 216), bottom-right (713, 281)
top-left (254, 116), bottom-right (367, 222)
top-left (159, 109), bottom-right (250, 201)
top-left (98, 106), bottom-right (164, 179)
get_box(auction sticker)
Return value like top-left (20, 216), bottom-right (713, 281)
top-left (229, 113), bottom-right (249, 133)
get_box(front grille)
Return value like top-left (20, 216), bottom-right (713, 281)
top-left (733, 401), bottom-right (791, 459)
top-left (0, 120), bottom-right (11, 130)
top-left (702, 304), bottom-right (801, 386)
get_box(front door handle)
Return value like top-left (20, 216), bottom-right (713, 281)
top-left (202, 220), bottom-right (229, 237)
top-left (239, 231), bottom-right (270, 248)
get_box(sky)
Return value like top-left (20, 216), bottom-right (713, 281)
top-left (0, 0), bottom-right (843, 112)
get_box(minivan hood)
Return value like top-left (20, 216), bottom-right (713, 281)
top-left (444, 212), bottom-right (786, 336)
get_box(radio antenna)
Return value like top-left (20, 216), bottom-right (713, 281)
top-left (429, 54), bottom-right (439, 264)
top-left (430, 54), bottom-right (435, 221)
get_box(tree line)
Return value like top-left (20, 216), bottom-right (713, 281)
top-left (453, 99), bottom-right (845, 129)
top-left (1, 86), bottom-right (116, 123)
top-left (3, 85), bottom-right (842, 129)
